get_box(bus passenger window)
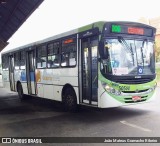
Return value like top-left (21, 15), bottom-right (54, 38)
top-left (61, 38), bottom-right (76, 67)
top-left (69, 53), bottom-right (75, 65)
top-left (2, 55), bottom-right (9, 70)
top-left (20, 51), bottom-right (25, 69)
top-left (36, 45), bottom-right (47, 68)
top-left (14, 52), bottom-right (20, 70)
top-left (47, 42), bottom-right (60, 68)
top-left (61, 53), bottom-right (69, 66)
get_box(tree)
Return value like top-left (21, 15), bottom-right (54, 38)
top-left (155, 37), bottom-right (160, 62)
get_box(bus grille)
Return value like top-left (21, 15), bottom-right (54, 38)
top-left (116, 78), bottom-right (153, 84)
top-left (122, 89), bottom-right (148, 93)
top-left (124, 95), bottom-right (148, 103)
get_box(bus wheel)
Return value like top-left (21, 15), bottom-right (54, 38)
top-left (17, 83), bottom-right (25, 100)
top-left (63, 88), bottom-right (77, 112)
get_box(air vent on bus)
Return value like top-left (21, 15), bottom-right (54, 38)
top-left (124, 95), bottom-right (148, 103)
top-left (122, 89), bottom-right (148, 93)
top-left (115, 78), bottom-right (153, 84)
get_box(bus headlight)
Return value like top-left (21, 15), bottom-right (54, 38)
top-left (101, 82), bottom-right (121, 95)
top-left (154, 83), bottom-right (157, 89)
top-left (148, 83), bottom-right (157, 93)
top-left (148, 88), bottom-right (153, 93)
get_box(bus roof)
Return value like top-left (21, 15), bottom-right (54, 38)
top-left (1, 21), bottom-right (156, 55)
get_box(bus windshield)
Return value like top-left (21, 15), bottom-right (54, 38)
top-left (101, 37), bottom-right (155, 76)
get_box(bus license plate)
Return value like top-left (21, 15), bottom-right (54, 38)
top-left (132, 96), bottom-right (141, 101)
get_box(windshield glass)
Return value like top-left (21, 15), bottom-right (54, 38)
top-left (101, 38), bottom-right (155, 76)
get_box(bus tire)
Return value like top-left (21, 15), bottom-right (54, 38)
top-left (63, 88), bottom-right (77, 112)
top-left (17, 83), bottom-right (25, 100)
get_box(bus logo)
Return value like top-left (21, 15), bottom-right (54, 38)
top-left (138, 67), bottom-right (143, 74)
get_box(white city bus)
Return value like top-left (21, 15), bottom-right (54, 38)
top-left (1, 21), bottom-right (157, 111)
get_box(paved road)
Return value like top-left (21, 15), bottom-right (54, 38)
top-left (0, 87), bottom-right (160, 146)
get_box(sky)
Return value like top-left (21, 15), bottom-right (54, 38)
top-left (1, 0), bottom-right (160, 53)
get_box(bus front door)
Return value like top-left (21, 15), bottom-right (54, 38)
top-left (9, 55), bottom-right (15, 91)
top-left (81, 36), bottom-right (98, 105)
top-left (26, 51), bottom-right (36, 95)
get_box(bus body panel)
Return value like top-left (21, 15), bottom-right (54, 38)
top-left (2, 70), bottom-right (10, 90)
top-left (21, 82), bottom-right (28, 94)
top-left (14, 69), bottom-right (28, 93)
top-left (37, 84), bottom-right (44, 97)
top-left (35, 67), bottom-right (78, 101)
top-left (1, 21), bottom-right (157, 109)
top-left (35, 68), bottom-right (78, 86)
top-left (98, 80), bottom-right (157, 108)
top-left (99, 89), bottom-right (157, 108)
top-left (43, 85), bottom-right (54, 100)
top-left (3, 81), bottom-right (10, 90)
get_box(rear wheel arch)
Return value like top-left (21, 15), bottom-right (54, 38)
top-left (17, 81), bottom-right (25, 100)
top-left (62, 84), bottom-right (78, 112)
top-left (16, 81), bottom-right (21, 92)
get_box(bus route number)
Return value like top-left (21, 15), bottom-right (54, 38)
top-left (119, 86), bottom-right (130, 91)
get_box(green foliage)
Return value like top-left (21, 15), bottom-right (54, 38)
top-left (156, 68), bottom-right (160, 82)
top-left (155, 38), bottom-right (160, 62)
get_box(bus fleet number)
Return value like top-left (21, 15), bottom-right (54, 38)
top-left (119, 86), bottom-right (130, 91)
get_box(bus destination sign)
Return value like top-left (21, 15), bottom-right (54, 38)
top-left (128, 27), bottom-right (144, 35)
top-left (111, 24), bottom-right (153, 37)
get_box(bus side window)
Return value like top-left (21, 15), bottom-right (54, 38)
top-left (69, 44), bottom-right (76, 66)
top-left (14, 52), bottom-right (20, 70)
top-left (47, 42), bottom-right (60, 68)
top-left (36, 45), bottom-right (47, 68)
top-left (2, 55), bottom-right (9, 70)
top-left (20, 51), bottom-right (25, 69)
top-left (61, 38), bottom-right (76, 67)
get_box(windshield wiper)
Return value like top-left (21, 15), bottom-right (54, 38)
top-left (118, 36), bottom-right (132, 54)
top-left (130, 43), bottom-right (135, 66)
top-left (141, 39), bottom-right (147, 68)
top-left (142, 39), bottom-right (147, 47)
top-left (118, 36), bottom-right (135, 66)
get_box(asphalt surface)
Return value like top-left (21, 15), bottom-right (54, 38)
top-left (0, 87), bottom-right (160, 146)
